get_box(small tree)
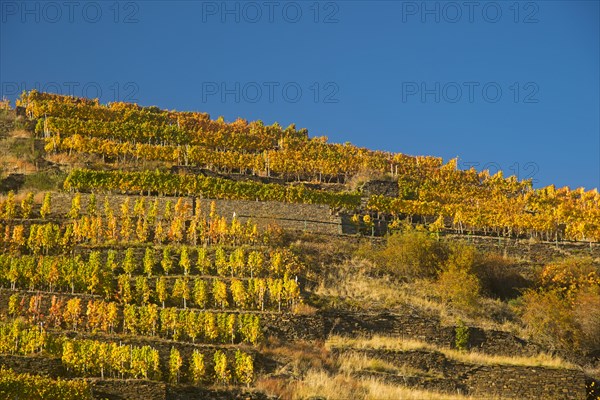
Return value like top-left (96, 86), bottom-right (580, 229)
top-left (247, 250), bottom-right (264, 278)
top-left (213, 279), bottom-right (229, 309)
top-left (172, 277), bottom-right (190, 309)
top-left (117, 274), bottom-right (132, 304)
top-left (454, 319), bottom-right (470, 351)
top-left (161, 247), bottom-right (173, 275)
top-left (136, 275), bottom-right (151, 305)
top-left (164, 200), bottom-right (173, 221)
top-left (213, 350), bottom-right (230, 385)
top-left (143, 247), bottom-right (155, 277)
top-left (437, 266), bottom-right (481, 314)
top-left (106, 302), bottom-right (118, 334)
top-left (106, 249), bottom-right (118, 272)
top-left (133, 197), bottom-right (146, 218)
top-left (230, 279), bottom-right (248, 309)
top-left (47, 295), bottom-right (63, 328)
top-left (196, 247), bottom-right (211, 275)
top-left (123, 304), bottom-right (137, 334)
top-left (40, 193), bottom-right (51, 219)
top-left (86, 251), bottom-right (102, 295)
top-left (179, 246), bottom-right (191, 275)
top-left (214, 247), bottom-right (228, 276)
top-left (252, 279), bottom-right (267, 311)
top-left (85, 193), bottom-right (97, 216)
top-left (229, 247), bottom-right (245, 277)
top-left (234, 350), bottom-right (253, 386)
top-left (284, 277), bottom-right (300, 309)
top-left (63, 298), bottom-right (82, 331)
top-left (267, 278), bottom-right (283, 312)
top-left (193, 278), bottom-right (208, 308)
top-left (169, 347), bottom-right (182, 383)
top-left (67, 193), bottom-right (81, 219)
top-left (8, 293), bottom-right (21, 316)
top-left (203, 312), bottom-right (218, 342)
top-left (189, 350), bottom-right (205, 384)
top-left (122, 248), bottom-right (136, 277)
top-left (20, 192), bottom-right (34, 219)
top-left (270, 251), bottom-right (283, 276)
top-left (156, 276), bottom-right (168, 308)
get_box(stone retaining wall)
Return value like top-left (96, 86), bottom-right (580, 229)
top-left (50, 192), bottom-right (342, 235)
top-left (334, 348), bottom-right (587, 400)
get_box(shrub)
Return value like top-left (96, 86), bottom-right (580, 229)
top-left (573, 287), bottom-right (600, 354)
top-left (520, 289), bottom-right (578, 351)
top-left (454, 320), bottom-right (470, 351)
top-left (437, 265), bottom-right (481, 314)
top-left (475, 253), bottom-right (528, 300)
top-left (0, 367), bottom-right (91, 400)
top-left (540, 257), bottom-right (600, 301)
top-left (356, 225), bottom-right (448, 278)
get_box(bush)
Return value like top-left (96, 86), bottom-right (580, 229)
top-left (540, 257), bottom-right (600, 300)
top-left (0, 367), bottom-right (91, 400)
top-left (23, 170), bottom-right (66, 191)
top-left (356, 225), bottom-right (448, 278)
top-left (573, 287), bottom-right (600, 354)
top-left (520, 258), bottom-right (600, 354)
top-left (475, 253), bottom-right (529, 300)
top-left (520, 289), bottom-right (578, 351)
top-left (454, 320), bottom-right (470, 351)
top-left (437, 265), bottom-right (481, 314)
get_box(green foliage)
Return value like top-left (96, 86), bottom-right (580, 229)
top-left (0, 367), bottom-right (91, 400)
top-left (193, 278), bottom-right (208, 308)
top-left (520, 289), bottom-right (578, 351)
top-left (213, 350), bottom-right (230, 385)
top-left (189, 350), bottom-right (205, 384)
top-left (156, 276), bottom-right (168, 308)
top-left (169, 347), bottom-right (183, 383)
top-left (67, 193), bottom-right (81, 219)
top-left (122, 248), bottom-right (136, 276)
top-left (234, 350), bottom-right (254, 386)
top-left (454, 319), bottom-right (470, 351)
top-left (179, 246), bottom-right (191, 275)
top-left (161, 247), bottom-right (173, 275)
top-left (20, 192), bottom-right (34, 219)
top-left (437, 266), bottom-right (481, 314)
top-left (0, 319), bottom-right (47, 355)
top-left (212, 279), bottom-right (229, 309)
top-left (143, 247), bottom-right (155, 276)
top-left (23, 171), bottom-right (66, 192)
top-left (64, 169), bottom-right (361, 209)
top-left (62, 339), bottom-right (161, 380)
top-left (356, 226), bottom-right (448, 278)
top-left (40, 192), bottom-right (51, 219)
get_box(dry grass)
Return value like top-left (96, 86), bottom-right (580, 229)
top-left (315, 258), bottom-right (521, 334)
top-left (337, 352), bottom-right (420, 376)
top-left (291, 302), bottom-right (318, 315)
top-left (259, 338), bottom-right (335, 377)
top-left (315, 258), bottom-right (409, 309)
top-left (256, 369), bottom-right (481, 400)
top-left (326, 335), bottom-right (576, 370)
top-left (9, 129), bottom-right (31, 139)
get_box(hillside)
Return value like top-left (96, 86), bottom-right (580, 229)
top-left (0, 92), bottom-right (598, 400)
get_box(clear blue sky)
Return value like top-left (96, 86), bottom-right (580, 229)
top-left (1, 0), bottom-right (598, 189)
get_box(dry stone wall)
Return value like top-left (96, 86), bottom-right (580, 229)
top-left (51, 193), bottom-right (342, 235)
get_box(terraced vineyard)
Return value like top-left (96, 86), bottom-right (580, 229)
top-left (0, 92), bottom-right (598, 399)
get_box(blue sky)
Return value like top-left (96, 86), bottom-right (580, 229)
top-left (1, 0), bottom-right (598, 190)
